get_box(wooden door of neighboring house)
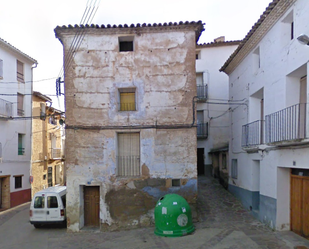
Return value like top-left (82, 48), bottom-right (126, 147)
top-left (84, 186), bottom-right (100, 227)
top-left (291, 170), bottom-right (309, 238)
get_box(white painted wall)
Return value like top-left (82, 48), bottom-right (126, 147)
top-left (196, 44), bottom-right (238, 165)
top-left (0, 40), bottom-right (35, 200)
top-left (227, 0), bottom-right (309, 230)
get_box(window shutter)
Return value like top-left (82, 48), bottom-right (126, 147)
top-left (17, 60), bottom-right (24, 82)
top-left (117, 133), bottom-right (140, 176)
top-left (120, 92), bottom-right (135, 111)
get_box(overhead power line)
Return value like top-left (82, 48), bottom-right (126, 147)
top-left (57, 0), bottom-right (101, 79)
top-left (0, 77), bottom-right (57, 84)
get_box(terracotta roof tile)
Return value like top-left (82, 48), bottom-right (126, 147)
top-left (55, 21), bottom-right (205, 42)
top-left (0, 37), bottom-right (37, 63)
top-left (197, 40), bottom-right (241, 48)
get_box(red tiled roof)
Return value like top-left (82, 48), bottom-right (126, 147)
top-left (220, 0), bottom-right (280, 72)
top-left (197, 40), bottom-right (241, 48)
top-left (55, 21), bottom-right (205, 42)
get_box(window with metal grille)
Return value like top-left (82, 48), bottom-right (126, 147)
top-left (14, 176), bottom-right (22, 189)
top-left (231, 159), bottom-right (238, 179)
top-left (17, 93), bottom-right (24, 116)
top-left (119, 36), bottom-right (134, 52)
top-left (119, 88), bottom-right (136, 111)
top-left (117, 133), bottom-right (140, 176)
top-left (17, 60), bottom-right (24, 83)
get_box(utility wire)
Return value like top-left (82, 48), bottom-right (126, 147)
top-left (0, 77), bottom-right (57, 84)
top-left (58, 0), bottom-right (101, 79)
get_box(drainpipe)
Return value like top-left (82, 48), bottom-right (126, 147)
top-left (30, 62), bottom-right (38, 198)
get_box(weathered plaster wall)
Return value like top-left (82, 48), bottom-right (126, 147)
top-left (31, 97), bottom-right (63, 196)
top-left (58, 27), bottom-right (198, 231)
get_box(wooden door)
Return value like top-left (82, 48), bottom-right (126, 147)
top-left (197, 148), bottom-right (205, 175)
top-left (84, 186), bottom-right (100, 227)
top-left (291, 174), bottom-right (309, 238)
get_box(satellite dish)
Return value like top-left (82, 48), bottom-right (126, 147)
top-left (59, 119), bottom-right (65, 125)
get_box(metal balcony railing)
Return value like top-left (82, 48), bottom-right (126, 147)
top-left (197, 122), bottom-right (208, 138)
top-left (265, 103), bottom-right (306, 143)
top-left (51, 148), bottom-right (62, 159)
top-left (197, 85), bottom-right (208, 101)
top-left (17, 108), bottom-right (24, 116)
top-left (18, 147), bottom-right (25, 155)
top-left (0, 98), bottom-right (13, 118)
top-left (242, 120), bottom-right (264, 147)
top-left (117, 155), bottom-right (140, 176)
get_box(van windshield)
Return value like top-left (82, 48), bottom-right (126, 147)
top-left (34, 196), bottom-right (45, 208)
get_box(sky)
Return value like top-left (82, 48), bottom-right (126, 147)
top-left (0, 0), bottom-right (272, 110)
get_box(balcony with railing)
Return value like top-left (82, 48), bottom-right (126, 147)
top-left (197, 122), bottom-right (208, 139)
top-left (265, 103), bottom-right (306, 143)
top-left (242, 120), bottom-right (264, 147)
top-left (51, 148), bottom-right (62, 159)
top-left (197, 85), bottom-right (208, 102)
top-left (0, 98), bottom-right (13, 118)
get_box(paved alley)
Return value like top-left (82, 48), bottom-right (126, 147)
top-left (1, 177), bottom-right (309, 249)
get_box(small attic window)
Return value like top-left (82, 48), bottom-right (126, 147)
top-left (119, 36), bottom-right (134, 52)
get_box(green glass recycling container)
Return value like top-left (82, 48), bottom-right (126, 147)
top-left (154, 193), bottom-right (195, 237)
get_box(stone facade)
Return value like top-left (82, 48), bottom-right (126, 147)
top-left (31, 92), bottom-right (65, 196)
top-left (55, 21), bottom-right (204, 231)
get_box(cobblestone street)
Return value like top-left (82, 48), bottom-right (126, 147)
top-left (1, 177), bottom-right (309, 249)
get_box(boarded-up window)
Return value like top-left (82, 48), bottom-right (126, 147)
top-left (17, 60), bottom-right (24, 83)
top-left (117, 133), bottom-right (140, 176)
top-left (119, 88), bottom-right (136, 111)
top-left (17, 93), bottom-right (24, 116)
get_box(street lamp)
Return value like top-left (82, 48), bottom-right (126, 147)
top-left (297, 34), bottom-right (309, 45)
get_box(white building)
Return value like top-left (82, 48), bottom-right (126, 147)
top-left (195, 38), bottom-right (239, 187)
top-left (0, 37), bottom-right (37, 209)
top-left (221, 0), bottom-right (309, 236)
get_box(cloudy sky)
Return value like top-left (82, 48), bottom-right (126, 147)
top-left (0, 0), bottom-right (272, 110)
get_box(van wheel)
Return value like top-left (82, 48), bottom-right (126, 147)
top-left (33, 224), bottom-right (41, 229)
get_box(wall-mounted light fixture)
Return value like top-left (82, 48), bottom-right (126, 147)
top-left (297, 34), bottom-right (309, 45)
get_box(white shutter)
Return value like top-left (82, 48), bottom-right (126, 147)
top-left (117, 133), bottom-right (140, 176)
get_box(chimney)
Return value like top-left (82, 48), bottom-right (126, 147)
top-left (214, 36), bottom-right (225, 43)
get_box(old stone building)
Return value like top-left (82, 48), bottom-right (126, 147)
top-left (55, 21), bottom-right (204, 231)
top-left (31, 91), bottom-right (65, 196)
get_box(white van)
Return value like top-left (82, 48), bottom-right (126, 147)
top-left (29, 186), bottom-right (66, 228)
